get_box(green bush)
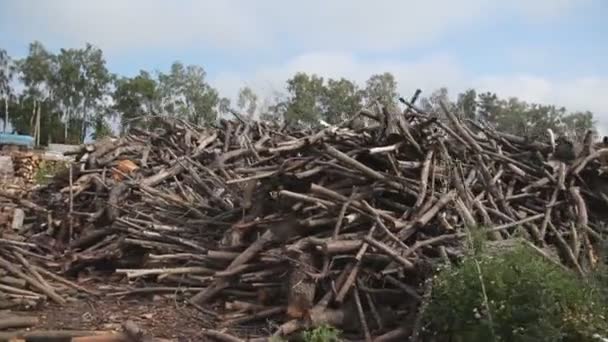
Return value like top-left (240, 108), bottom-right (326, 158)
top-left (34, 160), bottom-right (68, 184)
top-left (422, 243), bottom-right (608, 342)
top-left (268, 325), bottom-right (342, 342)
top-left (300, 325), bottom-right (341, 342)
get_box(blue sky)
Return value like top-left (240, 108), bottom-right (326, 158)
top-left (0, 0), bottom-right (607, 131)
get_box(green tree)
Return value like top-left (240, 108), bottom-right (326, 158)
top-left (237, 86), bottom-right (258, 118)
top-left (321, 78), bottom-right (362, 124)
top-left (19, 41), bottom-right (57, 145)
top-left (259, 92), bottom-right (287, 123)
top-left (113, 70), bottom-right (159, 133)
top-left (562, 111), bottom-right (595, 142)
top-left (78, 43), bottom-right (112, 142)
top-left (477, 92), bottom-right (501, 123)
top-left (158, 61), bottom-right (219, 124)
top-left (283, 73), bottom-right (325, 126)
top-left (420, 87), bottom-right (453, 115)
top-left (0, 49), bottom-right (17, 133)
top-left (364, 72), bottom-right (398, 108)
top-left (218, 97), bottom-right (231, 118)
top-left (466, 90), bottom-right (595, 142)
top-left (54, 47), bottom-right (85, 142)
top-left (457, 89), bottom-right (477, 120)
top-left (91, 105), bottom-right (114, 140)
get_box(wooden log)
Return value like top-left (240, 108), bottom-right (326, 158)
top-left (0, 255), bottom-right (65, 304)
top-left (0, 316), bottom-right (38, 329)
top-left (0, 330), bottom-right (113, 341)
top-left (190, 230), bottom-right (276, 304)
top-left (286, 251), bottom-right (317, 319)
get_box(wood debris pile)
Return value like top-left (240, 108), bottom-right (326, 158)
top-left (2, 100), bottom-right (608, 340)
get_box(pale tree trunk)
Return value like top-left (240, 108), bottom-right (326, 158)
top-left (3, 97), bottom-right (7, 133)
top-left (30, 100), bottom-right (37, 137)
top-left (64, 107), bottom-right (69, 143)
top-left (36, 102), bottom-right (41, 146)
top-left (80, 104), bottom-right (87, 143)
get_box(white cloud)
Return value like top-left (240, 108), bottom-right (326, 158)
top-left (212, 51), bottom-right (608, 133)
top-left (3, 0), bottom-right (266, 52)
top-left (2, 0), bottom-right (591, 54)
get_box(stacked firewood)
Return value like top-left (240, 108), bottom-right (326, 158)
top-left (12, 152), bottom-right (41, 184)
top-left (0, 184), bottom-right (94, 311)
top-left (4, 99), bottom-right (608, 340)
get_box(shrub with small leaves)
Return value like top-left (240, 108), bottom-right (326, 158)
top-left (34, 160), bottom-right (68, 185)
top-left (300, 325), bottom-right (342, 342)
top-left (422, 242), bottom-right (608, 342)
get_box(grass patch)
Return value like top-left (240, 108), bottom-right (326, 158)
top-left (422, 242), bottom-right (608, 341)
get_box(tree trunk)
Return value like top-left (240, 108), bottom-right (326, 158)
top-left (286, 251), bottom-right (316, 319)
top-left (64, 108), bottom-right (69, 143)
top-left (30, 100), bottom-right (37, 138)
top-left (3, 97), bottom-right (8, 133)
top-left (36, 102), bottom-right (41, 146)
top-left (81, 104), bottom-right (87, 143)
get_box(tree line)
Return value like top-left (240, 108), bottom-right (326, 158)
top-left (0, 41), bottom-right (596, 145)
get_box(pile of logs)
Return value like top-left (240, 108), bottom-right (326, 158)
top-left (12, 152), bottom-right (42, 183)
top-left (0, 246), bottom-right (78, 310)
top-left (3, 98), bottom-right (608, 340)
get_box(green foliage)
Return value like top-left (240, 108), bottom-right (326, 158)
top-left (259, 92), bottom-right (288, 123)
top-left (158, 61), bottom-right (219, 124)
top-left (73, 43), bottom-right (113, 142)
top-left (321, 78), bottom-right (362, 124)
top-left (237, 86), bottom-right (258, 118)
top-left (0, 42), bottom-right (600, 144)
top-left (54, 47), bottom-right (84, 140)
top-left (457, 89), bottom-right (477, 120)
top-left (9, 97), bottom-right (73, 145)
top-left (284, 73), bottom-right (325, 126)
top-left (218, 97), bottom-right (231, 117)
top-left (364, 72), bottom-right (398, 108)
top-left (478, 91), bottom-right (501, 122)
top-left (278, 74), bottom-right (362, 125)
top-left (13, 41), bottom-right (113, 144)
top-left (461, 90), bottom-right (596, 141)
top-left (34, 160), bottom-right (68, 185)
top-left (113, 70), bottom-right (159, 133)
top-left (562, 110), bottom-right (595, 142)
top-left (264, 325), bottom-right (342, 342)
top-left (423, 243), bottom-right (608, 341)
top-left (420, 87), bottom-right (452, 115)
top-left (91, 115), bottom-right (114, 140)
top-left (0, 48), bottom-right (17, 133)
top-left (589, 239), bottom-right (608, 303)
top-left (19, 41), bottom-right (55, 99)
top-left (300, 325), bottom-right (342, 342)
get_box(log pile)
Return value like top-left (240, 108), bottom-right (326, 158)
top-left (3, 100), bottom-right (608, 340)
top-left (12, 152), bottom-right (41, 183)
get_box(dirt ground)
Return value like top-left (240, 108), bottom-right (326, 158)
top-left (4, 295), bottom-right (214, 341)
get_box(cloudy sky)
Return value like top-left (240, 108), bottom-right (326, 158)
top-left (1, 0), bottom-right (607, 130)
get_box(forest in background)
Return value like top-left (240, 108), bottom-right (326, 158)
top-left (0, 41), bottom-right (597, 145)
